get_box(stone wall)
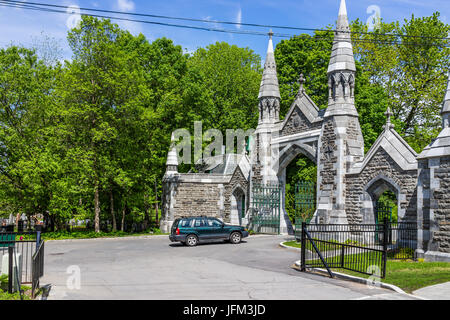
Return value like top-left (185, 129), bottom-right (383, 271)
top-left (172, 182), bottom-right (222, 219)
top-left (161, 167), bottom-right (250, 227)
top-left (430, 156), bottom-right (450, 253)
top-left (318, 118), bottom-right (338, 205)
top-left (346, 148), bottom-right (418, 224)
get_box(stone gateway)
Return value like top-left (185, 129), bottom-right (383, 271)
top-left (160, 0), bottom-right (450, 262)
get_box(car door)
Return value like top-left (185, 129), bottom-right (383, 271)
top-left (193, 218), bottom-right (213, 240)
top-left (207, 218), bottom-right (228, 239)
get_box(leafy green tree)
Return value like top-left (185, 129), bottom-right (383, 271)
top-left (275, 30), bottom-right (334, 115)
top-left (58, 16), bottom-right (146, 232)
top-left (0, 46), bottom-right (57, 225)
top-left (352, 13), bottom-right (450, 151)
top-left (184, 42), bottom-right (262, 133)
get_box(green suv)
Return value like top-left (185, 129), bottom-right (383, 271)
top-left (169, 216), bottom-right (249, 247)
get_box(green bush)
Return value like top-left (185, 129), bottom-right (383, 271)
top-left (0, 274), bottom-right (8, 291)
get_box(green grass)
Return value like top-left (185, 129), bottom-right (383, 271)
top-left (0, 276), bottom-right (33, 300)
top-left (283, 241), bottom-right (450, 293)
top-left (20, 229), bottom-right (168, 241)
top-left (333, 260), bottom-right (450, 293)
top-left (285, 243), bottom-right (450, 293)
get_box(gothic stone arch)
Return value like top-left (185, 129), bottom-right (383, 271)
top-left (346, 147), bottom-right (418, 225)
top-left (361, 174), bottom-right (403, 224)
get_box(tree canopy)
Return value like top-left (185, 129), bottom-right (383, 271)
top-left (0, 13), bottom-right (448, 231)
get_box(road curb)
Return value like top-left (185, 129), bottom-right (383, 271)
top-left (292, 260), bottom-right (426, 300)
top-left (44, 234), bottom-right (169, 243)
top-left (279, 242), bottom-right (301, 251)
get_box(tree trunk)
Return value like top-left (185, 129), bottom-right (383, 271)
top-left (110, 188), bottom-right (117, 232)
top-left (94, 179), bottom-right (101, 233)
top-left (154, 180), bottom-right (159, 225)
top-left (121, 204), bottom-right (126, 232)
top-left (144, 193), bottom-right (150, 230)
top-left (15, 212), bottom-right (21, 229)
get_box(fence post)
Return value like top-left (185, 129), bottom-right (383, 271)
top-left (35, 225), bottom-right (42, 251)
top-left (301, 222), bottom-right (306, 272)
top-left (340, 244), bottom-right (345, 268)
top-left (382, 218), bottom-right (388, 279)
top-left (8, 246), bottom-right (13, 293)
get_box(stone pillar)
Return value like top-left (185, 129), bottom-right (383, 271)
top-left (160, 141), bottom-right (179, 233)
top-left (316, 0), bottom-right (364, 224)
top-left (416, 72), bottom-right (450, 262)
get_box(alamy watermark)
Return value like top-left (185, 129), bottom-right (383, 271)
top-left (366, 5), bottom-right (381, 31)
top-left (170, 121), bottom-right (257, 166)
top-left (66, 5), bottom-right (82, 30)
top-left (366, 265), bottom-right (382, 289)
top-left (66, 265), bottom-right (81, 290)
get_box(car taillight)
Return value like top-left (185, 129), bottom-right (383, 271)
top-left (176, 228), bottom-right (180, 235)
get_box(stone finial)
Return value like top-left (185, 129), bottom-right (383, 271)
top-left (298, 73), bottom-right (306, 95)
top-left (442, 70), bottom-right (450, 116)
top-left (383, 107), bottom-right (395, 130)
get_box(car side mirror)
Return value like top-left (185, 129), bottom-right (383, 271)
top-left (221, 223), bottom-right (225, 228)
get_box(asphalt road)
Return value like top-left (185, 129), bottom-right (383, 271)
top-left (41, 235), bottom-right (418, 300)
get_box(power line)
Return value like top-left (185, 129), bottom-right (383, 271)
top-left (2, 0), bottom-right (450, 42)
top-left (0, 0), bottom-right (448, 48)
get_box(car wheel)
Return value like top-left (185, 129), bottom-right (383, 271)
top-left (230, 232), bottom-right (242, 244)
top-left (186, 235), bottom-right (198, 247)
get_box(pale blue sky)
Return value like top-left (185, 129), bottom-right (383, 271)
top-left (0, 0), bottom-right (448, 60)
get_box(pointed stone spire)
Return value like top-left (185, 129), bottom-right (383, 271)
top-left (325, 0), bottom-right (358, 118)
top-left (258, 30), bottom-right (280, 100)
top-left (442, 70), bottom-right (450, 123)
top-left (328, 0), bottom-right (356, 74)
top-left (258, 30), bottom-right (281, 123)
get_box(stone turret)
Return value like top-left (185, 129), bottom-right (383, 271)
top-left (419, 72), bottom-right (450, 159)
top-left (325, 0), bottom-right (357, 117)
top-left (258, 30), bottom-right (281, 124)
top-left (416, 71), bottom-right (450, 262)
top-left (442, 71), bottom-right (450, 130)
top-left (316, 0), bottom-right (364, 224)
top-left (252, 31), bottom-right (281, 185)
top-left (160, 134), bottom-right (179, 233)
top-left (165, 144), bottom-right (178, 175)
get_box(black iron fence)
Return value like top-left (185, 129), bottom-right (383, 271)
top-left (0, 231), bottom-right (44, 298)
top-left (299, 220), bottom-right (417, 279)
top-left (32, 240), bottom-right (45, 299)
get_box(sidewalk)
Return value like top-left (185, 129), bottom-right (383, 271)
top-left (413, 282), bottom-right (450, 300)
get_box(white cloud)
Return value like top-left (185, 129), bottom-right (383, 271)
top-left (117, 0), bottom-right (135, 12)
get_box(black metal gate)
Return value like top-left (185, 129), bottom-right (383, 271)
top-left (300, 222), bottom-right (389, 278)
top-left (249, 183), bottom-right (281, 234)
top-left (299, 220), bottom-right (418, 279)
